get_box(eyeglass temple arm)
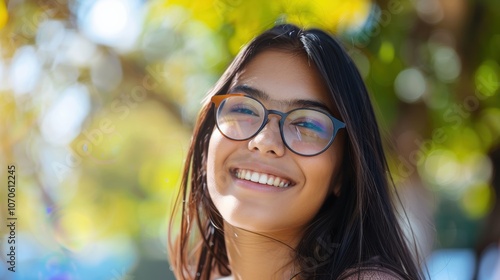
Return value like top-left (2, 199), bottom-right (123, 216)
top-left (334, 119), bottom-right (346, 129)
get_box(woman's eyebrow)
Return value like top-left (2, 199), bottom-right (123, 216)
top-left (229, 84), bottom-right (333, 113)
top-left (229, 84), bottom-right (267, 100)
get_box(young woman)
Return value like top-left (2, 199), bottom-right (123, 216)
top-left (169, 24), bottom-right (424, 279)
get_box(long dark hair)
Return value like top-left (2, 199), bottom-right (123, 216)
top-left (169, 23), bottom-right (423, 280)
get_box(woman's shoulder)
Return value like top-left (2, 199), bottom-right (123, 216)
top-left (341, 267), bottom-right (403, 280)
top-left (215, 269), bottom-right (402, 280)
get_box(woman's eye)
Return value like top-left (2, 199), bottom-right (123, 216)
top-left (293, 121), bottom-right (325, 133)
top-left (230, 106), bottom-right (259, 116)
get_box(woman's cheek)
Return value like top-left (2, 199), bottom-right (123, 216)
top-left (206, 130), bottom-right (236, 198)
top-left (207, 131), bottom-right (222, 191)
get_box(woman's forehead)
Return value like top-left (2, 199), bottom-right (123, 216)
top-left (231, 50), bottom-right (335, 111)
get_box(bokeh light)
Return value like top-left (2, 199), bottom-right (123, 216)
top-left (77, 0), bottom-right (143, 51)
top-left (433, 46), bottom-right (461, 83)
top-left (394, 68), bottom-right (427, 103)
top-left (40, 83), bottom-right (91, 146)
top-left (9, 46), bottom-right (42, 95)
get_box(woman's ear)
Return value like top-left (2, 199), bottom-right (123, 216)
top-left (330, 132), bottom-right (347, 197)
top-left (329, 173), bottom-right (342, 196)
top-left (332, 184), bottom-right (341, 196)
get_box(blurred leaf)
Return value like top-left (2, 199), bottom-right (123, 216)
top-left (0, 0), bottom-right (7, 29)
top-left (461, 183), bottom-right (494, 220)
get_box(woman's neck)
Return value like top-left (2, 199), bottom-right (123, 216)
top-left (222, 222), bottom-right (300, 280)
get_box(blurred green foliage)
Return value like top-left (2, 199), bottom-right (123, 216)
top-left (0, 0), bottom-right (499, 278)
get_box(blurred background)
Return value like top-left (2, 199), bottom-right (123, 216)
top-left (0, 0), bottom-right (499, 279)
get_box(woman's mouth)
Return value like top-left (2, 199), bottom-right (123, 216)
top-left (234, 168), bottom-right (293, 188)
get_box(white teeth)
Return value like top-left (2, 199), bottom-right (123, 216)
top-left (258, 174), bottom-right (268, 184)
top-left (273, 177), bottom-right (280, 187)
top-left (250, 172), bottom-right (259, 182)
top-left (267, 176), bottom-right (274, 185)
top-left (235, 169), bottom-right (291, 188)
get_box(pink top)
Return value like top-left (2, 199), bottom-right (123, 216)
top-left (343, 269), bottom-right (402, 279)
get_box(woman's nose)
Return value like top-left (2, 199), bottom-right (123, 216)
top-left (247, 117), bottom-right (286, 157)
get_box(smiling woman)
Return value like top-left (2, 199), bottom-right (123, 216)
top-left (168, 24), bottom-right (424, 279)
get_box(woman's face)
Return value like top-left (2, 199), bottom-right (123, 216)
top-left (207, 50), bottom-right (344, 239)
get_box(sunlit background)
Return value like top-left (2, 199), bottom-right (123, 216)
top-left (0, 0), bottom-right (499, 279)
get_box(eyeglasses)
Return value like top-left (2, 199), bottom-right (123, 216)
top-left (211, 94), bottom-right (346, 156)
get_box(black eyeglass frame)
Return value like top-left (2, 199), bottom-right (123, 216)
top-left (211, 94), bottom-right (346, 156)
